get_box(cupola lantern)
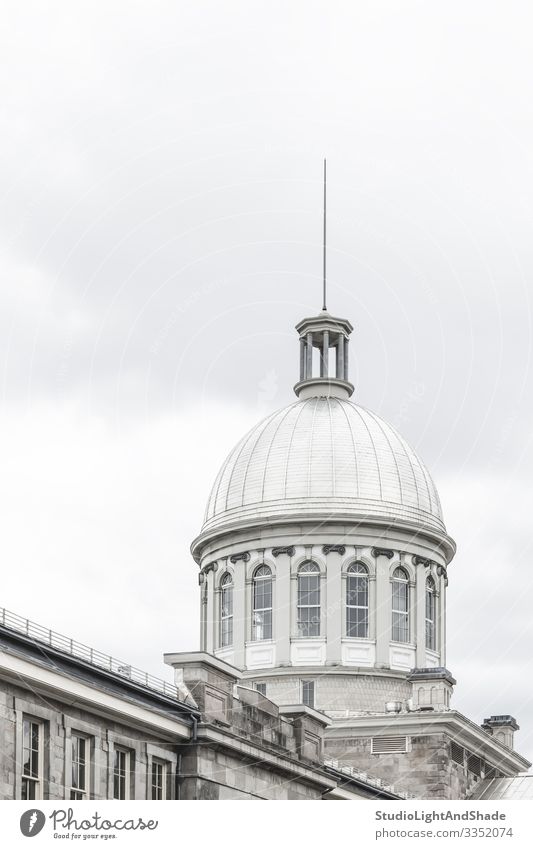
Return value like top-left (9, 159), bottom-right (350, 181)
top-left (294, 311), bottom-right (354, 400)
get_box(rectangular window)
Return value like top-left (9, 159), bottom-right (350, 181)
top-left (220, 579), bottom-right (233, 647)
top-left (21, 719), bottom-right (43, 800)
top-left (425, 590), bottom-right (436, 651)
top-left (391, 577), bottom-right (409, 643)
top-left (150, 759), bottom-right (168, 800)
top-left (297, 567), bottom-right (321, 637)
top-left (301, 680), bottom-right (315, 708)
top-left (252, 608), bottom-right (272, 641)
top-left (70, 735), bottom-right (90, 800)
top-left (346, 569), bottom-right (369, 638)
top-left (113, 748), bottom-right (132, 800)
top-left (252, 571), bottom-right (273, 641)
top-left (254, 682), bottom-right (267, 696)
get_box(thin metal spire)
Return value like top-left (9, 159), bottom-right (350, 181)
top-left (322, 158), bottom-right (327, 311)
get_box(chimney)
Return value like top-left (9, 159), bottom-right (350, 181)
top-left (482, 715), bottom-right (519, 750)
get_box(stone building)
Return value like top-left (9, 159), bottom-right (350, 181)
top-left (185, 307), bottom-right (531, 799)
top-left (0, 608), bottom-right (400, 800)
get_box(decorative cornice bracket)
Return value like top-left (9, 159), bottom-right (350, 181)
top-left (229, 551), bottom-right (250, 564)
top-left (372, 547), bottom-right (394, 560)
top-left (272, 546), bottom-right (295, 558)
top-left (322, 544), bottom-right (346, 555)
top-left (413, 555), bottom-right (432, 568)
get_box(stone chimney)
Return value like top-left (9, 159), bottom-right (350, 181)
top-left (164, 651), bottom-right (241, 724)
top-left (482, 715), bottom-right (519, 750)
top-left (407, 667), bottom-right (456, 712)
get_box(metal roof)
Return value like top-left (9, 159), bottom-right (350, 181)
top-left (469, 775), bottom-right (533, 800)
top-left (202, 397), bottom-right (446, 536)
top-left (0, 606), bottom-right (193, 708)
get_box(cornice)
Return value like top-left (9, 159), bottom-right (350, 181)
top-left (192, 514), bottom-right (456, 565)
top-left (326, 710), bottom-right (531, 772)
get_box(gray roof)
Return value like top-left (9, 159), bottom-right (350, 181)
top-left (469, 775), bottom-right (533, 800)
top-left (202, 397), bottom-right (445, 536)
top-left (0, 607), bottom-right (198, 718)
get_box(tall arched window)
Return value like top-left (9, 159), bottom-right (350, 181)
top-left (391, 567), bottom-right (409, 643)
top-left (252, 565), bottom-right (273, 641)
top-left (346, 562), bottom-right (369, 638)
top-left (425, 576), bottom-right (436, 651)
top-left (220, 572), bottom-right (233, 648)
top-left (297, 562), bottom-right (320, 637)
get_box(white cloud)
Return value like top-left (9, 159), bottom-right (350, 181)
top-left (0, 397), bottom-right (257, 678)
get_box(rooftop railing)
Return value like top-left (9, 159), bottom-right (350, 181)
top-left (0, 606), bottom-right (181, 702)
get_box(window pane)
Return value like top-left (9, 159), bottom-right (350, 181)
top-left (220, 580), bottom-right (234, 647)
top-left (114, 750), bottom-right (128, 800)
top-left (253, 571), bottom-right (273, 642)
top-left (302, 681), bottom-right (315, 707)
top-left (297, 607), bottom-right (320, 637)
top-left (30, 736), bottom-right (39, 778)
top-left (22, 778), bottom-right (37, 800)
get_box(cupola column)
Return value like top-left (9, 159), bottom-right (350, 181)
top-left (415, 565), bottom-right (426, 667)
top-left (274, 553), bottom-right (291, 666)
top-left (325, 549), bottom-right (342, 664)
top-left (306, 331), bottom-right (313, 377)
top-left (374, 552), bottom-right (391, 667)
top-left (439, 575), bottom-right (446, 666)
top-left (233, 564), bottom-right (246, 668)
top-left (204, 568), bottom-right (216, 653)
top-left (299, 338), bottom-right (306, 381)
top-left (321, 330), bottom-right (329, 377)
top-left (344, 337), bottom-right (349, 381)
top-left (336, 333), bottom-right (344, 379)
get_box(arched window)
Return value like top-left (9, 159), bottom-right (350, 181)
top-left (346, 562), bottom-right (369, 638)
top-left (425, 576), bottom-right (436, 651)
top-left (252, 565), bottom-right (273, 641)
top-left (297, 562), bottom-right (320, 637)
top-left (391, 567), bottom-right (409, 643)
top-left (220, 572), bottom-right (233, 648)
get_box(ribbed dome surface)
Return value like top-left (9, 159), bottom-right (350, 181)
top-left (202, 397), bottom-right (445, 536)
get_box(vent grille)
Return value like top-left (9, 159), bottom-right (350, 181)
top-left (451, 742), bottom-right (464, 765)
top-left (484, 766), bottom-right (501, 780)
top-left (371, 736), bottom-right (408, 754)
top-left (467, 754), bottom-right (483, 776)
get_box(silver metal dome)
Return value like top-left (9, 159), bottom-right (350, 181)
top-left (201, 397), bottom-right (445, 537)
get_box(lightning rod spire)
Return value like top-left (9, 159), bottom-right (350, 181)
top-left (322, 158), bottom-right (327, 311)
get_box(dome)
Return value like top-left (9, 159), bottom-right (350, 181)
top-left (200, 396), bottom-right (446, 540)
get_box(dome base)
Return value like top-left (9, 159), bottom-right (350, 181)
top-left (293, 377), bottom-right (354, 399)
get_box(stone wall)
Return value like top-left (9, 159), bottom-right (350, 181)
top-left (324, 731), bottom-right (494, 800)
top-left (179, 746), bottom-right (324, 800)
top-left (249, 672), bottom-right (411, 714)
top-left (0, 680), bottom-right (180, 800)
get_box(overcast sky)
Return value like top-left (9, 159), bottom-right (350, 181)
top-left (1, 1), bottom-right (532, 761)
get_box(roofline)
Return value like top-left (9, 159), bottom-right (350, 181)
top-left (327, 710), bottom-right (531, 772)
top-left (0, 617), bottom-right (199, 719)
top-left (295, 314), bottom-right (354, 334)
top-left (0, 647), bottom-right (195, 739)
top-left (322, 763), bottom-right (404, 799)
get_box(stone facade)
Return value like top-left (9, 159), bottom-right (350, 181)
top-left (243, 670), bottom-right (412, 715)
top-left (324, 710), bottom-right (530, 800)
top-left (0, 615), bottom-right (400, 801)
top-left (0, 679), bottom-right (181, 801)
